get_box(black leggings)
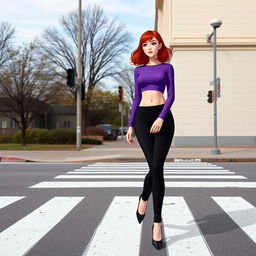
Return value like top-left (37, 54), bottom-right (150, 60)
top-left (134, 103), bottom-right (175, 223)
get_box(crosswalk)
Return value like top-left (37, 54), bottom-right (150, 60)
top-left (0, 195), bottom-right (256, 255)
top-left (30, 161), bottom-right (256, 188)
top-left (0, 162), bottom-right (255, 255)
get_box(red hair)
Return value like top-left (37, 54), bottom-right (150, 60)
top-left (129, 30), bottom-right (172, 66)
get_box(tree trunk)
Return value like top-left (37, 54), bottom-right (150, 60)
top-left (83, 107), bottom-right (90, 134)
top-left (21, 126), bottom-right (27, 146)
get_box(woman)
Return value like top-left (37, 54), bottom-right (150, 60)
top-left (126, 30), bottom-right (175, 250)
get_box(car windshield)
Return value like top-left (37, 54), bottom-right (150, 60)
top-left (99, 125), bottom-right (111, 132)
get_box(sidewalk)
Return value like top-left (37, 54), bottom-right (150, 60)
top-left (0, 138), bottom-right (256, 162)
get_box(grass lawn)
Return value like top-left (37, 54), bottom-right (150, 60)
top-left (0, 143), bottom-right (96, 150)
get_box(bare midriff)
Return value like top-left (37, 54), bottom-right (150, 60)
top-left (139, 90), bottom-right (165, 106)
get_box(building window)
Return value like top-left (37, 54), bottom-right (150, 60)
top-left (56, 121), bottom-right (60, 128)
top-left (64, 120), bottom-right (70, 128)
top-left (10, 119), bottom-right (16, 128)
top-left (2, 120), bottom-right (8, 128)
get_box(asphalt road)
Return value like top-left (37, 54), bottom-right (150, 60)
top-left (0, 161), bottom-right (256, 256)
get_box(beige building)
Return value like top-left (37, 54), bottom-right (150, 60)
top-left (155, 0), bottom-right (256, 146)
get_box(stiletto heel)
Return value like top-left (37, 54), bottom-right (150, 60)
top-left (136, 194), bottom-right (146, 224)
top-left (152, 223), bottom-right (164, 250)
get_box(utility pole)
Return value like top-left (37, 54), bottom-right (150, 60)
top-left (118, 86), bottom-right (124, 139)
top-left (76, 0), bottom-right (82, 149)
top-left (207, 18), bottom-right (222, 154)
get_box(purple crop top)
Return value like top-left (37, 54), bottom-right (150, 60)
top-left (128, 62), bottom-right (175, 127)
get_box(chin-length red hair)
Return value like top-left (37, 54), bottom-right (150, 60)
top-left (129, 30), bottom-right (172, 66)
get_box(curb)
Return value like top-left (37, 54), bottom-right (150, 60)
top-left (0, 157), bottom-right (36, 162)
top-left (1, 156), bottom-right (256, 163)
top-left (66, 158), bottom-right (256, 163)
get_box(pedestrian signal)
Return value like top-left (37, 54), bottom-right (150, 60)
top-left (207, 90), bottom-right (214, 103)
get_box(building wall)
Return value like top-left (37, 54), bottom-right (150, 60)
top-left (155, 0), bottom-right (256, 146)
top-left (47, 114), bottom-right (75, 129)
top-left (0, 106), bottom-right (77, 133)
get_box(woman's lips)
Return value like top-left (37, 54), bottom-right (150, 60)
top-left (148, 51), bottom-right (153, 54)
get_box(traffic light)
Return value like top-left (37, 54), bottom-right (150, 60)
top-left (66, 68), bottom-right (75, 87)
top-left (207, 90), bottom-right (214, 103)
top-left (217, 84), bottom-right (221, 98)
top-left (118, 86), bottom-right (124, 103)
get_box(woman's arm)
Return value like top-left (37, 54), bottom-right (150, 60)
top-left (128, 67), bottom-right (141, 127)
top-left (158, 64), bottom-right (175, 120)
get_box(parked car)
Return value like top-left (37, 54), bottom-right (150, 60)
top-left (96, 124), bottom-right (118, 140)
top-left (119, 126), bottom-right (128, 135)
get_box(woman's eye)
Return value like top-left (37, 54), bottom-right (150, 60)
top-left (142, 42), bottom-right (156, 47)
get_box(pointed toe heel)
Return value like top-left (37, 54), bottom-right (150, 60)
top-left (136, 194), bottom-right (146, 224)
top-left (152, 224), bottom-right (164, 250)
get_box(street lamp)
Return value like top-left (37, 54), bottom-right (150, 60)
top-left (76, 0), bottom-right (82, 149)
top-left (207, 18), bottom-right (222, 154)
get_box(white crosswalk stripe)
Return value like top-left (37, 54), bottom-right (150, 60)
top-left (0, 195), bottom-right (255, 255)
top-left (0, 196), bottom-right (25, 210)
top-left (82, 196), bottom-right (141, 256)
top-left (69, 170), bottom-right (235, 173)
top-left (68, 170), bottom-right (236, 174)
top-left (212, 196), bottom-right (256, 243)
top-left (0, 197), bottom-right (84, 256)
top-left (162, 196), bottom-right (214, 255)
top-left (29, 181), bottom-right (256, 188)
top-left (87, 162), bottom-right (214, 166)
top-left (80, 166), bottom-right (225, 169)
top-left (54, 174), bottom-right (246, 179)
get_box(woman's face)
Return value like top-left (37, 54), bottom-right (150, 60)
top-left (142, 37), bottom-right (162, 58)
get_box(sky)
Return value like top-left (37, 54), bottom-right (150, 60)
top-left (0, 0), bottom-right (155, 59)
top-left (0, 0), bottom-right (155, 94)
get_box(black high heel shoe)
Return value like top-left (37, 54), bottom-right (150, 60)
top-left (152, 223), bottom-right (164, 250)
top-left (136, 194), bottom-right (146, 224)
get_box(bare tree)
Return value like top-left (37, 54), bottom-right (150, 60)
top-left (0, 42), bottom-right (55, 145)
top-left (36, 3), bottom-right (133, 131)
top-left (0, 21), bottom-right (15, 69)
top-left (112, 66), bottom-right (135, 105)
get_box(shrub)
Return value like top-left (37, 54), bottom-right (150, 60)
top-left (0, 134), bottom-right (14, 143)
top-left (85, 126), bottom-right (107, 137)
top-left (9, 128), bottom-right (103, 145)
top-left (13, 128), bottom-right (50, 144)
top-left (47, 129), bottom-right (76, 144)
top-left (13, 128), bottom-right (76, 144)
top-left (82, 136), bottom-right (102, 145)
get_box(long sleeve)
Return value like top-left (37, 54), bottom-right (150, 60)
top-left (158, 64), bottom-right (175, 120)
top-left (128, 67), bottom-right (141, 127)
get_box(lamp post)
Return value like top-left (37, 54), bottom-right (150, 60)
top-left (207, 18), bottom-right (222, 154)
top-left (76, 0), bottom-right (82, 149)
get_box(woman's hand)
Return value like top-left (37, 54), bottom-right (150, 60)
top-left (150, 118), bottom-right (163, 133)
top-left (126, 126), bottom-right (136, 144)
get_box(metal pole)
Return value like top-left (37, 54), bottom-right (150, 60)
top-left (211, 27), bottom-right (220, 154)
top-left (76, 0), bottom-right (82, 149)
top-left (121, 104), bottom-right (123, 140)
